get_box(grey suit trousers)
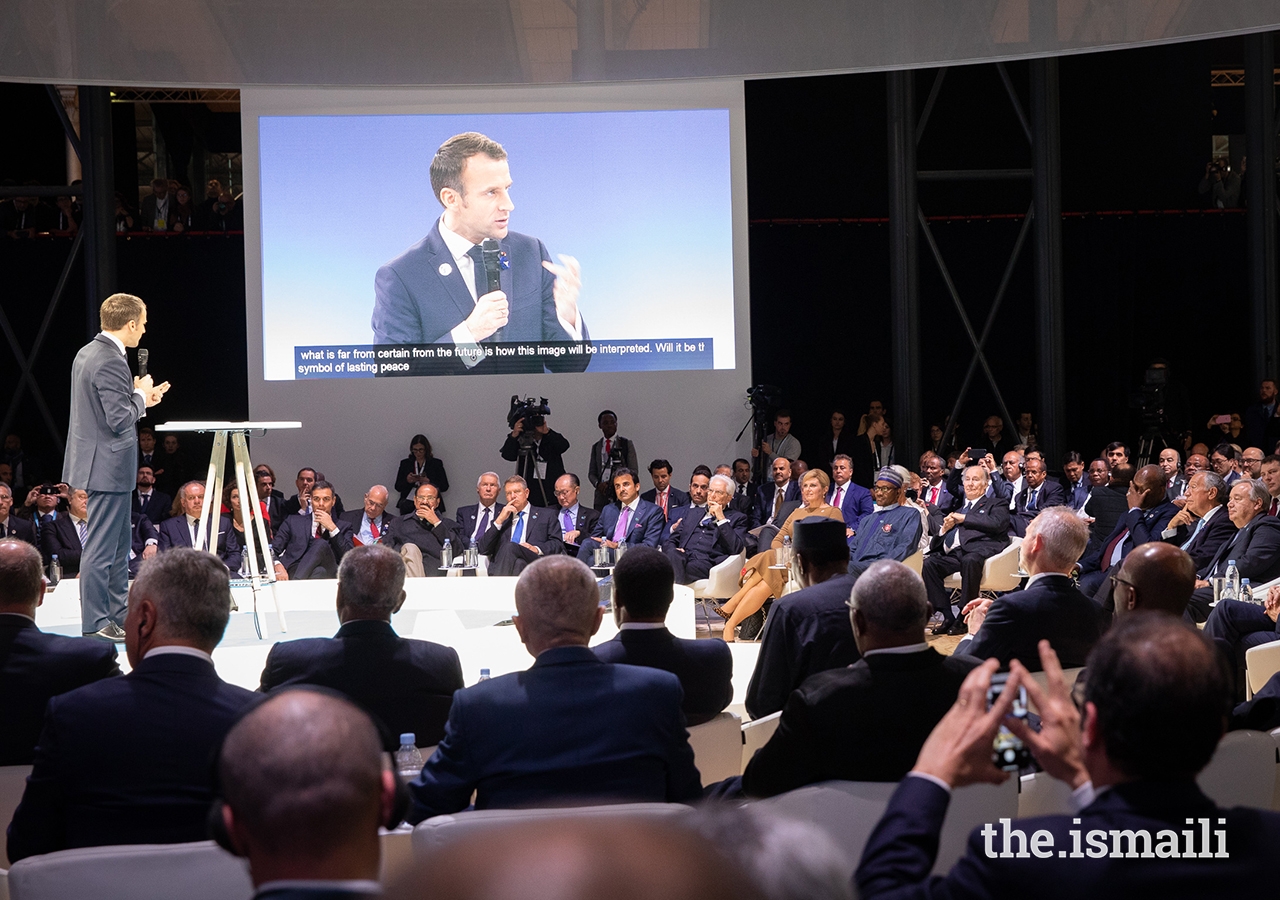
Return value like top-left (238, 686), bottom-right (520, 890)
top-left (82, 490), bottom-right (131, 631)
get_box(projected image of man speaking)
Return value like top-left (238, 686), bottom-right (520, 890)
top-left (370, 131), bottom-right (591, 374)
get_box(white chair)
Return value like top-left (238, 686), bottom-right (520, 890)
top-left (747, 777), bottom-right (1018, 875)
top-left (1271, 727), bottom-right (1280, 811)
top-left (0, 766), bottom-right (31, 870)
top-left (412, 803), bottom-right (692, 853)
top-left (691, 551), bottom-right (745, 601)
top-left (1245, 642), bottom-right (1280, 700)
top-left (943, 537), bottom-right (1023, 595)
top-left (1018, 770), bottom-right (1075, 817)
top-left (1197, 729), bottom-right (1278, 809)
top-left (686, 711), bottom-right (743, 785)
top-left (740, 711), bottom-right (782, 773)
top-left (380, 824), bottom-right (415, 883)
top-left (6, 841), bottom-right (253, 900)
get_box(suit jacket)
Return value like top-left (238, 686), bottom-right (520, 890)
top-left (39, 514), bottom-right (84, 573)
top-left (828, 481), bottom-right (874, 527)
top-left (339, 508), bottom-right (395, 546)
top-left (0, 514), bottom-right (36, 545)
top-left (1196, 513), bottom-right (1280, 583)
top-left (0, 614), bottom-right (121, 765)
top-left (1060, 476), bottom-right (1090, 511)
top-left (855, 776), bottom-right (1280, 898)
top-left (64, 334), bottom-right (146, 492)
top-left (393, 456), bottom-right (449, 512)
top-left (918, 480), bottom-right (954, 513)
top-left (371, 222), bottom-right (590, 374)
top-left (641, 486), bottom-right (689, 519)
top-left (848, 505), bottom-right (923, 575)
top-left (500, 429), bottom-right (570, 490)
top-left (751, 480), bottom-right (801, 529)
top-left (662, 507), bottom-right (748, 569)
top-left (455, 503), bottom-right (501, 549)
top-left (405, 646), bottom-right (702, 821)
top-left (744, 574), bottom-right (862, 720)
top-left (6, 653), bottom-right (257, 862)
top-left (740, 649), bottom-right (979, 797)
top-left (259, 619), bottom-right (463, 749)
top-left (592, 626), bottom-right (733, 726)
top-left (1010, 479), bottom-right (1067, 537)
top-left (587, 435), bottom-right (639, 494)
top-left (271, 513), bottom-right (355, 573)
top-left (130, 512), bottom-right (160, 578)
top-left (728, 482), bottom-right (755, 515)
top-left (1082, 484), bottom-right (1129, 558)
top-left (1079, 501), bottom-right (1181, 575)
top-left (478, 504), bottom-right (564, 575)
top-left (956, 574), bottom-right (1102, 670)
top-left (579, 499), bottom-right (665, 552)
top-left (554, 503), bottom-right (600, 550)
top-left (385, 512), bottom-right (461, 574)
top-left (158, 514), bottom-right (235, 558)
top-left (132, 488), bottom-right (172, 523)
top-left (928, 494), bottom-right (1011, 557)
top-left (1180, 505), bottom-right (1238, 571)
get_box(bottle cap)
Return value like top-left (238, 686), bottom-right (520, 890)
top-left (1229, 560), bottom-right (1237, 566)
top-left (480, 668), bottom-right (491, 676)
top-left (399, 733), bottom-right (415, 745)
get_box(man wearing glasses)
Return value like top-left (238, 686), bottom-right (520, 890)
top-left (848, 468), bottom-right (922, 578)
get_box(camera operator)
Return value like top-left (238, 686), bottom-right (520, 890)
top-left (1198, 156), bottom-right (1243, 209)
top-left (501, 399), bottom-right (569, 508)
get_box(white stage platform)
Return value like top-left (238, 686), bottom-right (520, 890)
top-left (36, 578), bottom-right (760, 713)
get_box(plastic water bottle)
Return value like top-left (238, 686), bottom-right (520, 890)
top-left (394, 733), bottom-right (424, 778)
top-left (1241, 578), bottom-right (1253, 604)
top-left (466, 539), bottom-right (478, 568)
top-left (48, 554), bottom-right (61, 587)
top-left (441, 538), bottom-right (453, 568)
top-left (1221, 561), bottom-right (1239, 601)
top-left (616, 540), bottom-right (628, 562)
top-left (479, 668), bottom-right (491, 681)
top-left (781, 533), bottom-right (793, 569)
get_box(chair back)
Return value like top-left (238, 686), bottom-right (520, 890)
top-left (7, 841), bottom-right (252, 900)
top-left (1245, 642), bottom-right (1280, 700)
top-left (686, 712), bottom-right (742, 784)
top-left (0, 766), bottom-right (31, 869)
top-left (412, 803), bottom-right (692, 854)
top-left (1197, 729), bottom-right (1278, 809)
top-left (740, 711), bottom-right (782, 774)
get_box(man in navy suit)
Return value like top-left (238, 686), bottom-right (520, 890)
top-left (405, 555), bottom-right (702, 821)
top-left (828, 454), bottom-right (873, 542)
top-left (662, 473), bottom-right (747, 584)
top-left (577, 468), bottom-right (665, 559)
top-left (1077, 464), bottom-right (1183, 606)
top-left (39, 485), bottom-right (90, 575)
top-left (158, 480), bottom-right (212, 550)
top-left (1010, 456), bottom-right (1066, 538)
top-left (370, 131), bottom-right (590, 375)
top-left (478, 475), bottom-right (564, 576)
top-left (0, 539), bottom-right (120, 765)
top-left (455, 472), bottom-right (502, 565)
top-left (258, 544), bottom-right (463, 749)
top-left (855, 618), bottom-right (1280, 898)
top-left (132, 463), bottom-right (171, 523)
top-left (751, 456), bottom-right (801, 530)
top-left (552, 473), bottom-right (599, 556)
top-left (0, 483), bottom-right (36, 545)
top-left (923, 466), bottom-right (1012, 635)
top-left (1162, 470), bottom-right (1235, 570)
top-left (955, 507), bottom-right (1101, 670)
top-left (217, 690), bottom-right (400, 900)
top-left (918, 452), bottom-right (954, 511)
top-left (640, 459), bottom-right (689, 521)
top-left (338, 484), bottom-right (393, 548)
top-left (6, 549), bottom-right (257, 862)
top-left (270, 481), bottom-right (354, 580)
top-left (1184, 478), bottom-right (1280, 623)
top-left (744, 517), bottom-right (861, 720)
top-left (593, 546), bottom-right (732, 726)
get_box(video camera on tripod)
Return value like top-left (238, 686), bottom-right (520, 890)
top-left (508, 396), bottom-right (550, 445)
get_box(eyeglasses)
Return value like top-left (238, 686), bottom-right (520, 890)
top-left (553, 488), bottom-right (576, 497)
top-left (870, 484), bottom-right (897, 493)
top-left (1108, 572), bottom-right (1135, 591)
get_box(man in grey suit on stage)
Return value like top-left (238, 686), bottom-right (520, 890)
top-left (64, 294), bottom-right (169, 641)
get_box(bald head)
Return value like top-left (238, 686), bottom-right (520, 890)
top-left (0, 538), bottom-right (43, 614)
top-left (1111, 543), bottom-right (1196, 619)
top-left (513, 556), bottom-right (603, 654)
top-left (219, 690), bottom-right (388, 878)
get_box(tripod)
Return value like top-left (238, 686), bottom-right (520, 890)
top-left (515, 438), bottom-right (551, 507)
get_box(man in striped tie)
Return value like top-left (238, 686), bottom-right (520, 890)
top-left (38, 488), bottom-right (91, 576)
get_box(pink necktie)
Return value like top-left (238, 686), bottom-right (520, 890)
top-left (612, 507), bottom-right (631, 541)
top-left (834, 486), bottom-right (844, 508)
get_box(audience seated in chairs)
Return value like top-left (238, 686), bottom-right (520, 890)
top-left (271, 480), bottom-right (353, 580)
top-left (340, 484), bottom-right (394, 548)
top-left (592, 545), bottom-right (732, 726)
top-left (388, 483), bottom-right (462, 577)
top-left (38, 485), bottom-right (89, 575)
top-left (6, 549), bottom-right (257, 862)
top-left (405, 555), bottom-right (701, 822)
top-left (576, 468), bottom-right (665, 559)
top-left (1184, 478), bottom-right (1280, 623)
top-left (258, 544), bottom-right (463, 750)
top-left (478, 475), bottom-right (565, 576)
top-left (846, 467), bottom-right (922, 578)
top-left (1163, 470), bottom-right (1235, 571)
top-left (661, 473), bottom-right (747, 585)
top-left (855, 618), bottom-right (1280, 897)
top-left (0, 538), bottom-right (121, 765)
top-left (215, 689), bottom-right (401, 900)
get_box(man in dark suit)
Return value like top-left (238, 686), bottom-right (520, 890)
top-left (369, 132), bottom-right (590, 375)
top-left (592, 546), bottom-right (731, 726)
top-left (258, 544), bottom-right (463, 749)
top-left (727, 457), bottom-right (756, 515)
top-left (1158, 447), bottom-right (1188, 499)
top-left (216, 690), bottom-right (401, 900)
top-left (577, 468), bottom-right (665, 558)
top-left (1243, 378), bottom-right (1278, 451)
top-left (157, 480), bottom-right (217, 551)
top-left (751, 456), bottom-right (800, 530)
top-left (587, 410), bottom-right (639, 510)
top-left (339, 484), bottom-right (394, 548)
top-left (39, 485), bottom-right (89, 575)
top-left (640, 459), bottom-right (689, 521)
top-left (253, 466), bottom-right (286, 535)
top-left (923, 466), bottom-right (1012, 635)
top-left (128, 509), bottom-right (160, 578)
top-left (478, 475), bottom-right (564, 576)
top-left (270, 481), bottom-right (354, 581)
top-left (918, 452), bottom-right (954, 512)
top-left (1077, 464), bottom-right (1183, 605)
top-left (1184, 478), bottom-right (1280, 623)
top-left (661, 473), bottom-right (747, 584)
top-left (1162, 470), bottom-right (1235, 570)
top-left (1059, 452), bottom-right (1090, 511)
top-left (0, 484), bottom-right (36, 545)
top-left (1010, 455), bottom-right (1066, 538)
top-left (828, 454), bottom-right (873, 541)
top-left (500, 417), bottom-right (570, 508)
top-left (855, 617), bottom-right (1280, 898)
top-left (6, 549), bottom-right (257, 862)
top-left (132, 463), bottom-right (171, 523)
top-left (552, 473), bottom-right (599, 556)
top-left (955, 507), bottom-right (1100, 670)
top-left (1080, 460), bottom-right (1129, 557)
top-left (730, 560), bottom-right (978, 799)
top-left (455, 471), bottom-right (502, 557)
top-left (405, 555), bottom-right (702, 821)
top-left (744, 517), bottom-right (861, 720)
top-left (0, 539), bottom-right (120, 765)
top-left (279, 467), bottom-right (345, 520)
top-left (385, 483), bottom-right (461, 577)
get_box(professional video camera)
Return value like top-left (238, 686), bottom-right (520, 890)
top-left (507, 395), bottom-right (550, 432)
top-left (1128, 365), bottom-right (1176, 464)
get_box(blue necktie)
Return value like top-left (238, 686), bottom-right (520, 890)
top-left (511, 511), bottom-right (525, 543)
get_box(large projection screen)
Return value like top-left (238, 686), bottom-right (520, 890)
top-left (242, 81), bottom-right (752, 507)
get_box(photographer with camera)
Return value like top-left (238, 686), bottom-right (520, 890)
top-left (1198, 156), bottom-right (1243, 208)
top-left (500, 396), bottom-right (569, 508)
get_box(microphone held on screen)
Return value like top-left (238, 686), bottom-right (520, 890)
top-left (137, 348), bottom-right (149, 378)
top-left (482, 238), bottom-right (505, 342)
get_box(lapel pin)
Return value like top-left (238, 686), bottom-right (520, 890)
top-left (438, 263), bottom-right (453, 277)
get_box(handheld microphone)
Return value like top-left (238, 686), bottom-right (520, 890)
top-left (481, 239), bottom-right (505, 342)
top-left (137, 348), bottom-right (149, 378)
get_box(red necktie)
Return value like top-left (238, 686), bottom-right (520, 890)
top-left (1271, 498), bottom-right (1278, 517)
top-left (605, 439), bottom-right (612, 457)
top-left (370, 517), bottom-right (380, 539)
top-left (1100, 528), bottom-right (1129, 573)
top-left (315, 523), bottom-right (322, 539)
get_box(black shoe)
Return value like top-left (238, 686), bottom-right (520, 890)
top-left (930, 621), bottom-right (953, 636)
top-left (947, 619), bottom-right (969, 636)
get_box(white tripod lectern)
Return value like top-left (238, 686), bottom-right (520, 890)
top-left (154, 421), bottom-right (301, 638)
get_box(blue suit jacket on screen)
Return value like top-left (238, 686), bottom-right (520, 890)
top-left (6, 653), bottom-right (258, 862)
top-left (406, 646), bottom-right (702, 822)
top-left (370, 222), bottom-right (590, 374)
top-left (592, 626), bottom-right (733, 726)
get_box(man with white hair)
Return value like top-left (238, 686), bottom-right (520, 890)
top-left (405, 555), bottom-right (701, 821)
top-left (954, 507), bottom-right (1101, 670)
top-left (1184, 478), bottom-right (1280, 623)
top-left (662, 472), bottom-right (747, 584)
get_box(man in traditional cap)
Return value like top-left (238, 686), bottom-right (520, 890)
top-left (848, 467), bottom-right (924, 577)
